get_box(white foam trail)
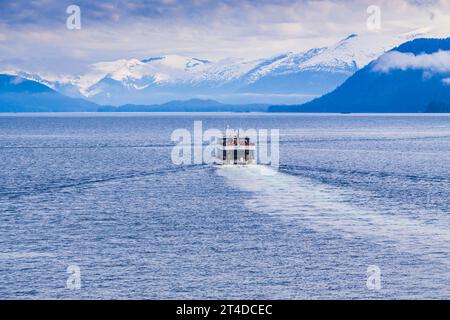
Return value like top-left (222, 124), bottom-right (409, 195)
top-left (0, 252), bottom-right (55, 260)
top-left (217, 165), bottom-right (450, 263)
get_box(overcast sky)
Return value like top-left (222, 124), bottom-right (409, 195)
top-left (0, 0), bottom-right (449, 75)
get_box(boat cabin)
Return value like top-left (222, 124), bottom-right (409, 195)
top-left (216, 133), bottom-right (256, 165)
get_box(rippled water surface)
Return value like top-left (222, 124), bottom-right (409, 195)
top-left (1, 113), bottom-right (450, 299)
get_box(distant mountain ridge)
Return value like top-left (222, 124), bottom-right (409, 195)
top-left (98, 99), bottom-right (268, 112)
top-left (0, 74), bottom-right (98, 112)
top-left (269, 37), bottom-right (450, 113)
top-left (0, 75), bottom-right (267, 112)
top-left (3, 33), bottom-right (447, 113)
top-left (4, 32), bottom-right (418, 105)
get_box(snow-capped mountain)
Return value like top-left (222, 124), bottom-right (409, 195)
top-left (81, 55), bottom-right (263, 94)
top-left (269, 37), bottom-right (450, 113)
top-left (237, 32), bottom-right (408, 95)
top-left (5, 31), bottom-right (430, 105)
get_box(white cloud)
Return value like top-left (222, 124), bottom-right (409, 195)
top-left (1, 0), bottom-right (450, 74)
top-left (373, 50), bottom-right (450, 73)
top-left (443, 77), bottom-right (450, 85)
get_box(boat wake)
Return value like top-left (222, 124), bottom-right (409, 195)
top-left (216, 165), bottom-right (450, 264)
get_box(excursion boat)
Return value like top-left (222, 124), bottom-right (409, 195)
top-left (215, 131), bottom-right (256, 165)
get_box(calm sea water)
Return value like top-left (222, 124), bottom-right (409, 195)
top-left (1, 113), bottom-right (450, 299)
